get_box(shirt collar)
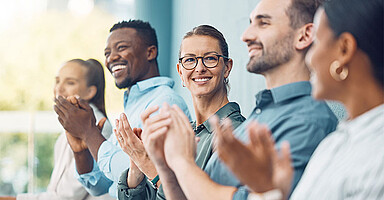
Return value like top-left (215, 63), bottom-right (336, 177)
top-left (135, 76), bottom-right (175, 92)
top-left (196, 102), bottom-right (241, 134)
top-left (124, 76), bottom-right (175, 96)
top-left (269, 81), bottom-right (312, 104)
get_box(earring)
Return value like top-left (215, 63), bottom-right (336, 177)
top-left (224, 77), bottom-right (229, 84)
top-left (329, 60), bottom-right (349, 81)
top-left (182, 81), bottom-right (186, 87)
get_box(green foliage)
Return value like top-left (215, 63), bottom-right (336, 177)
top-left (0, 132), bottom-right (28, 195)
top-left (0, 132), bottom-right (60, 194)
top-left (34, 133), bottom-right (60, 191)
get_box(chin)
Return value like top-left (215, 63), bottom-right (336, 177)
top-left (115, 78), bottom-right (132, 89)
top-left (311, 86), bottom-right (328, 100)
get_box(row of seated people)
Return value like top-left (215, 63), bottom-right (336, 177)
top-left (6, 0), bottom-right (383, 199)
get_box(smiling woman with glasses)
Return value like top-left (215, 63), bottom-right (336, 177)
top-left (116, 24), bottom-right (246, 200)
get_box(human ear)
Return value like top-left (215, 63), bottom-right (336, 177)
top-left (335, 32), bottom-right (357, 66)
top-left (83, 85), bottom-right (97, 101)
top-left (295, 23), bottom-right (315, 50)
top-left (224, 58), bottom-right (233, 79)
top-left (176, 63), bottom-right (185, 83)
top-left (147, 45), bottom-right (158, 61)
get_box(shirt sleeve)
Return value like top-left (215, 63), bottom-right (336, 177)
top-left (230, 117), bottom-right (335, 200)
top-left (97, 135), bottom-right (131, 183)
top-left (117, 168), bottom-right (159, 200)
top-left (272, 117), bottom-right (332, 192)
top-left (75, 159), bottom-right (113, 196)
top-left (147, 94), bottom-right (191, 121)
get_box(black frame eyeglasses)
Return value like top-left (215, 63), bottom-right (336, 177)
top-left (178, 54), bottom-right (229, 70)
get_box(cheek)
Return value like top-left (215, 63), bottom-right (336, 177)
top-left (181, 70), bottom-right (192, 83)
top-left (65, 86), bottom-right (81, 97)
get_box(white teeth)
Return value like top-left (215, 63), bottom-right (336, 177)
top-left (194, 78), bottom-right (211, 82)
top-left (111, 65), bottom-right (126, 73)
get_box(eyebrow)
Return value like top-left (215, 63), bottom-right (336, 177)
top-left (256, 14), bottom-right (272, 19)
top-left (56, 77), bottom-right (79, 81)
top-left (183, 51), bottom-right (220, 57)
top-left (250, 14), bottom-right (272, 23)
top-left (104, 40), bottom-right (131, 51)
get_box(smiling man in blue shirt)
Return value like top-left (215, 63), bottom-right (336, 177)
top-left (54, 20), bottom-right (190, 198)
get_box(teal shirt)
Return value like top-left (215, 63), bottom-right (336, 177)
top-left (117, 102), bottom-right (245, 200)
top-left (205, 81), bottom-right (338, 199)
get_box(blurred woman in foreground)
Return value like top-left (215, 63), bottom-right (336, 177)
top-left (213, 0), bottom-right (384, 199)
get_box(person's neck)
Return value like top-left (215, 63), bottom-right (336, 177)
top-left (192, 90), bottom-right (229, 126)
top-left (263, 56), bottom-right (310, 89)
top-left (126, 63), bottom-right (160, 91)
top-left (340, 79), bottom-right (384, 120)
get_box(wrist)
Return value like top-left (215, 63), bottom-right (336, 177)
top-left (127, 167), bottom-right (145, 188)
top-left (138, 155), bottom-right (158, 179)
top-left (248, 189), bottom-right (282, 200)
top-left (168, 156), bottom-right (194, 174)
top-left (83, 126), bottom-right (104, 147)
top-left (83, 126), bottom-right (100, 143)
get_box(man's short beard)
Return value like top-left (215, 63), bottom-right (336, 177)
top-left (247, 32), bottom-right (294, 74)
top-left (115, 78), bottom-right (132, 89)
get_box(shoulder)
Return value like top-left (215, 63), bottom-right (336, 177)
top-left (226, 103), bottom-right (246, 129)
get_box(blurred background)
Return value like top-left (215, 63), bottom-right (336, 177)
top-left (0, 0), bottom-right (269, 196)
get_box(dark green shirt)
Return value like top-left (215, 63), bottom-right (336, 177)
top-left (117, 102), bottom-right (245, 200)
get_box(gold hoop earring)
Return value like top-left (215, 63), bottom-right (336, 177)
top-left (329, 60), bottom-right (349, 81)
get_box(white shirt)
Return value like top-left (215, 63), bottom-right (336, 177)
top-left (291, 104), bottom-right (384, 199)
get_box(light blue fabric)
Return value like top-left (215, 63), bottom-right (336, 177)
top-left (76, 77), bottom-right (191, 198)
top-left (204, 81), bottom-right (339, 200)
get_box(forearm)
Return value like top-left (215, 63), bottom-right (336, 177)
top-left (128, 163), bottom-right (145, 188)
top-left (73, 149), bottom-right (94, 174)
top-left (172, 158), bottom-right (236, 200)
top-left (118, 168), bottom-right (157, 200)
top-left (138, 157), bottom-right (158, 180)
top-left (156, 165), bottom-right (187, 200)
top-left (84, 126), bottom-right (106, 161)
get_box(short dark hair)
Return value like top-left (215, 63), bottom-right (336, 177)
top-left (68, 58), bottom-right (107, 117)
top-left (180, 25), bottom-right (229, 60)
top-left (110, 20), bottom-right (158, 58)
top-left (324, 0), bottom-right (383, 86)
top-left (286, 0), bottom-right (324, 29)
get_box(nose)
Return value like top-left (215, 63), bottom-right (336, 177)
top-left (194, 57), bottom-right (207, 73)
top-left (241, 24), bottom-right (258, 44)
top-left (54, 82), bottom-right (64, 97)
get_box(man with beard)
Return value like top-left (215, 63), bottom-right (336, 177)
top-left (53, 20), bottom-right (190, 198)
top-left (141, 0), bottom-right (338, 199)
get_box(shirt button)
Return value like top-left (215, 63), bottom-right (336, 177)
top-left (255, 108), bottom-right (262, 114)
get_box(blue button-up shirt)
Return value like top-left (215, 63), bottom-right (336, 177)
top-left (76, 77), bottom-right (191, 198)
top-left (204, 81), bottom-right (338, 199)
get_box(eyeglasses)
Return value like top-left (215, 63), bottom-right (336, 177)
top-left (179, 54), bottom-right (229, 70)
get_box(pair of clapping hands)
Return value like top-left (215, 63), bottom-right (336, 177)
top-left (54, 96), bottom-right (105, 153)
top-left (114, 102), bottom-right (293, 198)
top-left (114, 103), bottom-right (197, 187)
top-left (213, 118), bottom-right (293, 199)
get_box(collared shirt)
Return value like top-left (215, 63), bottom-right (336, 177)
top-left (76, 77), bottom-right (191, 198)
top-left (291, 104), bottom-right (384, 200)
top-left (117, 102), bottom-right (246, 200)
top-left (204, 81), bottom-right (338, 200)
